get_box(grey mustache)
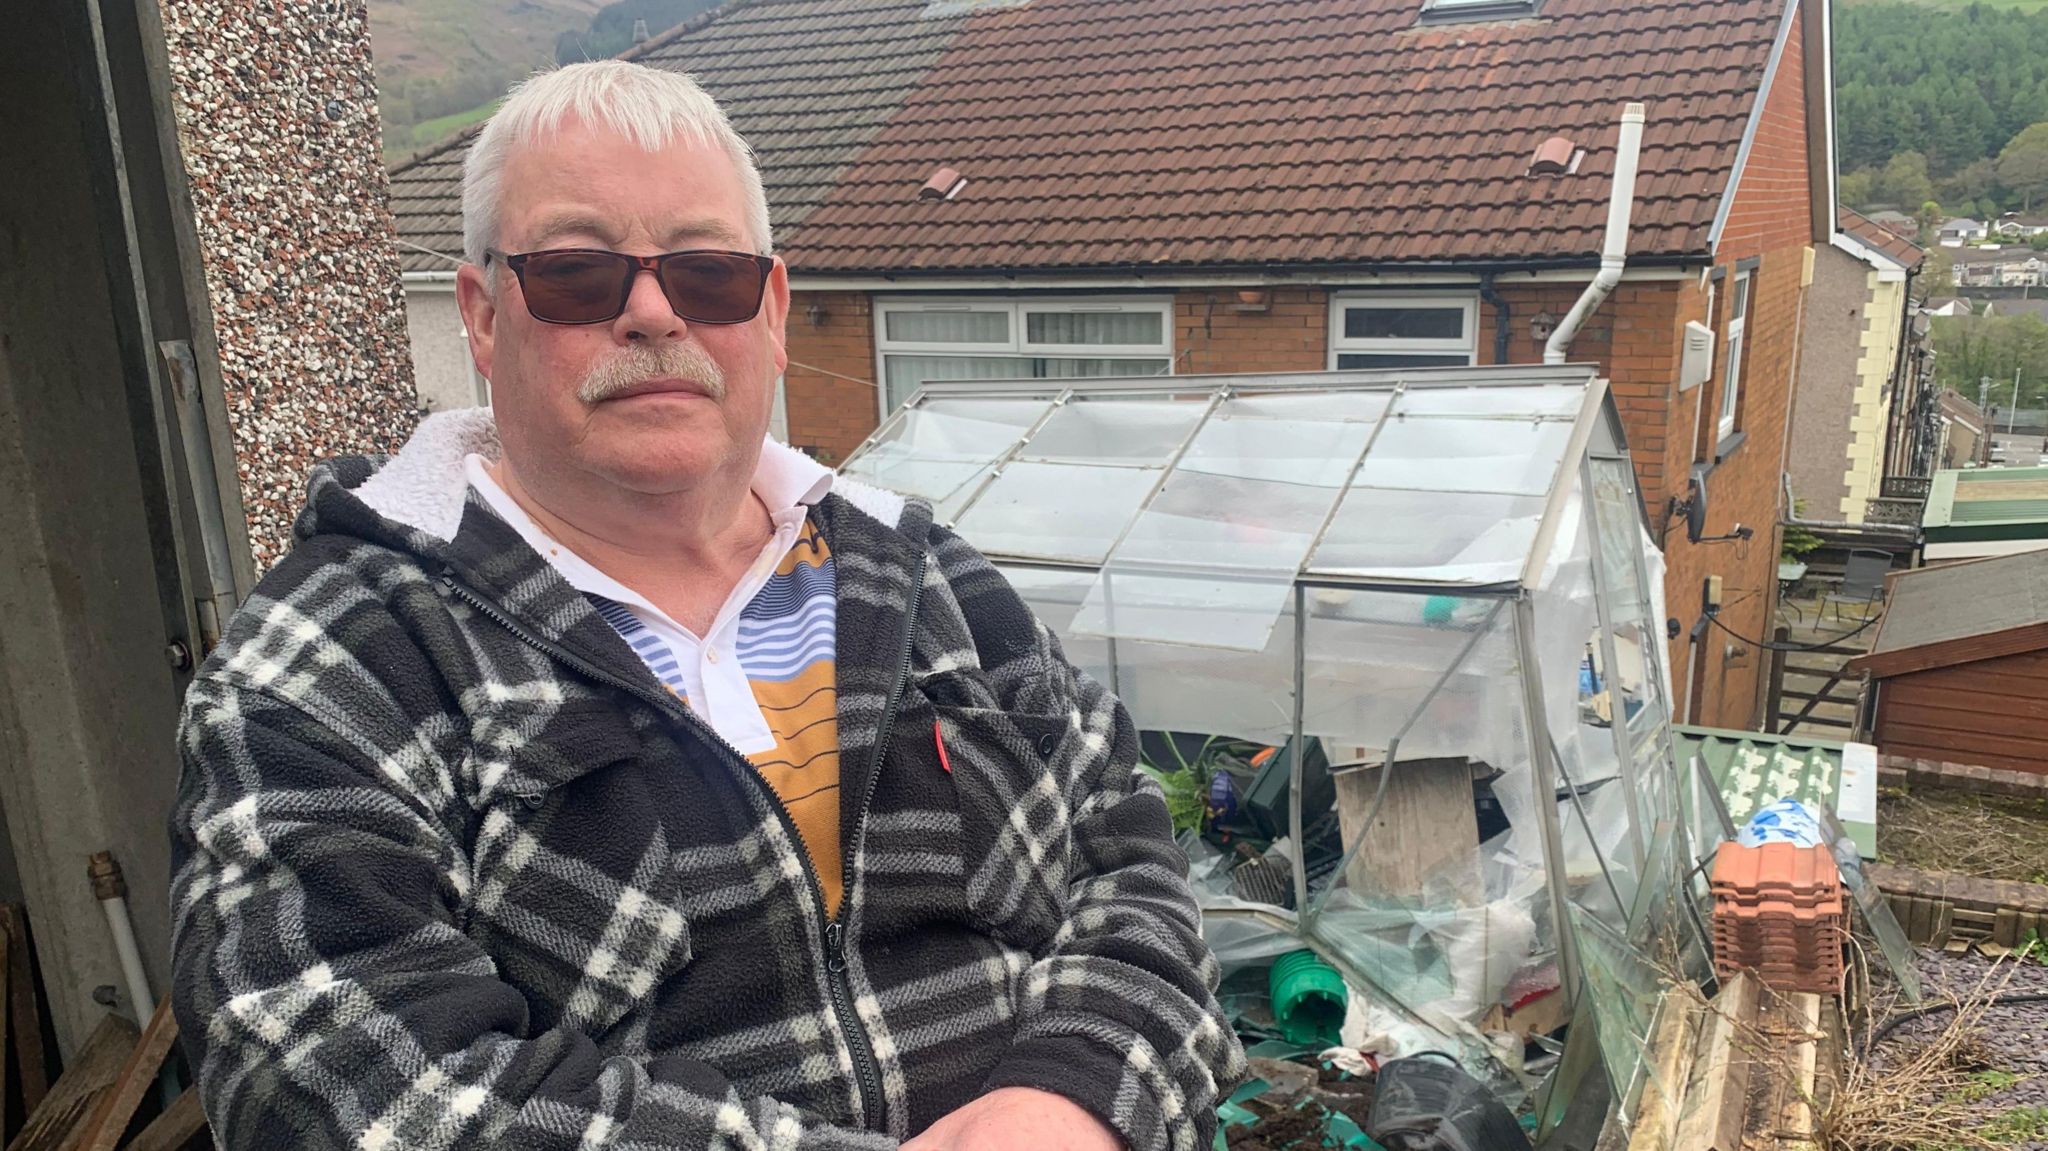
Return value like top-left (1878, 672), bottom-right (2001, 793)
top-left (578, 345), bottom-right (727, 404)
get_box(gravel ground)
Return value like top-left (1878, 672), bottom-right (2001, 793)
top-left (1869, 948), bottom-right (2048, 1147)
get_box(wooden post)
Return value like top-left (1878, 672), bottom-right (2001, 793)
top-left (1331, 756), bottom-right (1481, 905)
top-left (1767, 626), bottom-right (1789, 734)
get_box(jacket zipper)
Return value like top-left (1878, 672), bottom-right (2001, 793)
top-left (829, 548), bottom-right (926, 1129)
top-left (440, 561), bottom-right (924, 1133)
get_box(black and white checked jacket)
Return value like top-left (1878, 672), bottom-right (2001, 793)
top-left (169, 412), bottom-right (1244, 1150)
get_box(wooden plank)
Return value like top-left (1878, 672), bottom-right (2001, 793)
top-left (1673, 973), bottom-right (1756, 1151)
top-left (71, 998), bottom-right (176, 1151)
top-left (1852, 619), bottom-right (2048, 679)
top-left (122, 1090), bottom-right (205, 1151)
top-left (1778, 993), bottom-right (1825, 1148)
top-left (1876, 721), bottom-right (2048, 769)
top-left (1883, 702), bottom-right (2048, 743)
top-left (1, 907), bottom-right (47, 1121)
top-left (1332, 756), bottom-right (1481, 904)
top-left (1883, 679), bottom-right (2048, 721)
top-left (3, 1015), bottom-right (136, 1151)
top-left (1894, 663), bottom-right (2048, 697)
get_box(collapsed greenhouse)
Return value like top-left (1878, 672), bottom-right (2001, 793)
top-left (839, 365), bottom-right (1738, 1138)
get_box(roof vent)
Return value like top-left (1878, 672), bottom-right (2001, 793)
top-left (1530, 136), bottom-right (1580, 175)
top-left (918, 167), bottom-right (967, 201)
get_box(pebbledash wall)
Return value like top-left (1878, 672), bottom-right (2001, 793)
top-left (158, 0), bottom-right (419, 569)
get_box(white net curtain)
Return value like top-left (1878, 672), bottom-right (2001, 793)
top-left (840, 366), bottom-right (1709, 1130)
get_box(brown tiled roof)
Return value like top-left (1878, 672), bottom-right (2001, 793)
top-left (386, 0), bottom-right (966, 272)
top-left (389, 0), bottom-right (1795, 275)
top-left (1838, 206), bottom-right (1924, 270)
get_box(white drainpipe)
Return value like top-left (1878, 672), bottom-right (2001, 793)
top-left (1545, 103), bottom-right (1647, 364)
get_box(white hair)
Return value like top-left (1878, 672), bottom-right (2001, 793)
top-left (461, 61), bottom-right (773, 266)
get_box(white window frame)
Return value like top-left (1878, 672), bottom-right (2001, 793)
top-left (1719, 270), bottom-right (1749, 442)
top-left (1326, 293), bottom-right (1479, 371)
top-left (873, 297), bottom-right (1175, 418)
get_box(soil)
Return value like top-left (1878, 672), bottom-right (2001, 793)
top-left (1877, 789), bottom-right (2048, 886)
top-left (1225, 1109), bottom-right (1323, 1151)
top-left (1316, 1065), bottom-right (1376, 1130)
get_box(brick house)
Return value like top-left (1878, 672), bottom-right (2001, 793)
top-left (387, 0), bottom-right (1838, 730)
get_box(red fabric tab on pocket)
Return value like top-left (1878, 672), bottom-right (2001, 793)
top-left (934, 720), bottom-right (953, 774)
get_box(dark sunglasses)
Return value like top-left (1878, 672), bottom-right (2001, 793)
top-left (485, 247), bottom-right (776, 326)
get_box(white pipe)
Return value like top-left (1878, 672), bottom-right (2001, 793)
top-left (88, 852), bottom-right (155, 1020)
top-left (1545, 103), bottom-right (1648, 364)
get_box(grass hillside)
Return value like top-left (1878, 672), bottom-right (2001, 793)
top-left (368, 0), bottom-right (606, 160)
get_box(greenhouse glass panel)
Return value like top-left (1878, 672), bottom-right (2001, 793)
top-left (839, 397), bottom-right (1053, 517)
top-left (1397, 384), bottom-right (1587, 419)
top-left (1072, 394), bottom-right (1376, 651)
top-left (1352, 414), bottom-right (1575, 495)
top-left (836, 368), bottom-right (1710, 1135)
top-left (1311, 489), bottom-right (1546, 583)
top-left (951, 396), bottom-right (1205, 560)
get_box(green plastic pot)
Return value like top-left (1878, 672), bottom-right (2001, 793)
top-left (1268, 949), bottom-right (1347, 1049)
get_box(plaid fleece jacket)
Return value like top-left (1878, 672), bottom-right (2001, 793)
top-left (169, 413), bottom-right (1243, 1151)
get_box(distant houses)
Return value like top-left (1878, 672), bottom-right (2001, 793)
top-left (1940, 217), bottom-right (1989, 246)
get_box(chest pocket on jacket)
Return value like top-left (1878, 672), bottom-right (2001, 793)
top-left (465, 698), bottom-right (696, 1039)
top-left (935, 703), bottom-right (1076, 955)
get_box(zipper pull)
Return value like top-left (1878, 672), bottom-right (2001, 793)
top-left (825, 922), bottom-right (847, 972)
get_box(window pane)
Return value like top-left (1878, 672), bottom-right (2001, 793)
top-left (1729, 275), bottom-right (1750, 321)
top-left (1336, 353), bottom-right (1472, 370)
top-left (1353, 416), bottom-right (1574, 494)
top-left (1721, 334), bottom-right (1743, 424)
top-left (1026, 310), bottom-right (1164, 347)
top-left (1342, 305), bottom-right (1465, 341)
top-left (883, 309), bottom-right (1009, 345)
top-left (1033, 356), bottom-right (1171, 379)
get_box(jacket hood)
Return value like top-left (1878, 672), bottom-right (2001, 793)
top-left (294, 407), bottom-right (911, 563)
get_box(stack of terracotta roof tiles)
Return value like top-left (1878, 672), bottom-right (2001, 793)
top-left (1710, 842), bottom-right (1845, 995)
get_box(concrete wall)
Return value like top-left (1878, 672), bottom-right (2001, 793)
top-left (407, 286), bottom-right (486, 412)
top-left (1788, 243), bottom-right (1867, 519)
top-left (1, 0), bottom-right (193, 1053)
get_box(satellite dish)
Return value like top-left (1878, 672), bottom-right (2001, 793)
top-left (1684, 465), bottom-right (1709, 543)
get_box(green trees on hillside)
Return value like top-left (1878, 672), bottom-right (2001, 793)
top-left (1838, 3), bottom-right (2048, 219)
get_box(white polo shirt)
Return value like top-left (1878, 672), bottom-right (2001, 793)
top-left (464, 440), bottom-right (834, 755)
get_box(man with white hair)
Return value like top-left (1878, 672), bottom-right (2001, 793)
top-left (169, 61), bottom-right (1242, 1150)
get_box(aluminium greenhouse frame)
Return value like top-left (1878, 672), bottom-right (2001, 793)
top-left (839, 365), bottom-right (1709, 1123)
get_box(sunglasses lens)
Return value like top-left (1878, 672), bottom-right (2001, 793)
top-left (519, 251), bottom-right (631, 323)
top-left (659, 252), bottom-right (766, 323)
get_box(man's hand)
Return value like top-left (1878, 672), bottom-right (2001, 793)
top-left (902, 1087), bottom-right (1124, 1151)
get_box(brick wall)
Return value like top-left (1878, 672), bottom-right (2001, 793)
top-left (1658, 9), bottom-right (1816, 729)
top-left (782, 290), bottom-right (878, 464)
top-left (1174, 287), bottom-right (1329, 373)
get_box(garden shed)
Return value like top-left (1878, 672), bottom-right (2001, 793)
top-left (839, 365), bottom-right (1713, 1131)
top-left (1849, 548), bottom-right (2048, 776)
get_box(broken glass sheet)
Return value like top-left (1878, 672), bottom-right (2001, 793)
top-left (839, 396), bottom-right (1053, 520)
top-left (1072, 393), bottom-right (1378, 651)
top-left (1351, 414), bottom-right (1575, 496)
top-left (1312, 489), bottom-right (1547, 584)
top-left (952, 397), bottom-right (1205, 562)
